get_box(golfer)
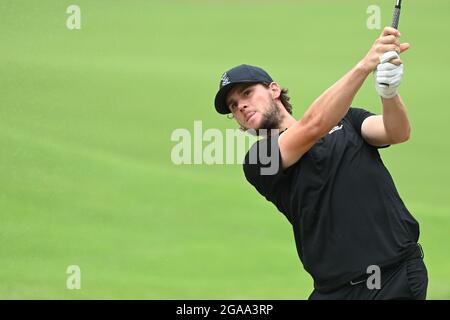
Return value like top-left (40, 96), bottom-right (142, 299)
top-left (213, 27), bottom-right (427, 299)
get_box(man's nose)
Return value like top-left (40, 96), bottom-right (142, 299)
top-left (237, 101), bottom-right (248, 112)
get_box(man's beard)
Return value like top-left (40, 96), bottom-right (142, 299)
top-left (259, 99), bottom-right (284, 130)
top-left (242, 99), bottom-right (284, 136)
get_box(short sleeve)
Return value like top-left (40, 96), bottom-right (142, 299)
top-left (345, 107), bottom-right (390, 149)
top-left (242, 136), bottom-right (288, 201)
top-left (345, 107), bottom-right (375, 136)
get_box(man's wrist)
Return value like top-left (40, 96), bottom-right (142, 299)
top-left (355, 60), bottom-right (373, 77)
top-left (378, 92), bottom-right (398, 99)
top-left (381, 94), bottom-right (400, 102)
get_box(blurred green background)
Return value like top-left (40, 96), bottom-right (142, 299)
top-left (1, 0), bottom-right (449, 299)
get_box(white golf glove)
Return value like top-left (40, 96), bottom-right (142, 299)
top-left (374, 51), bottom-right (404, 99)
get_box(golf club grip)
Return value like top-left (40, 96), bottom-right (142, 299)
top-left (380, 5), bottom-right (402, 87)
top-left (392, 7), bottom-right (401, 29)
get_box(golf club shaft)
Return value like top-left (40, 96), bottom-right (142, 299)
top-left (391, 0), bottom-right (402, 29)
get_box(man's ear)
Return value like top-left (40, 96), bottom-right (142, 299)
top-left (269, 82), bottom-right (282, 99)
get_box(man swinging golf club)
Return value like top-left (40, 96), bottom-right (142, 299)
top-left (213, 26), bottom-right (428, 299)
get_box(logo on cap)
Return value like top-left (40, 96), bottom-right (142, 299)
top-left (220, 72), bottom-right (230, 87)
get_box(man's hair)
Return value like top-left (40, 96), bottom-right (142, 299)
top-left (262, 83), bottom-right (293, 115)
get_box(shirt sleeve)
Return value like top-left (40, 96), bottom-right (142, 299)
top-left (345, 107), bottom-right (390, 149)
top-left (345, 107), bottom-right (375, 136)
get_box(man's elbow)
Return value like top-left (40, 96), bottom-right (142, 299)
top-left (298, 112), bottom-right (327, 140)
top-left (391, 126), bottom-right (411, 144)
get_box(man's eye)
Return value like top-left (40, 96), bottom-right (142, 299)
top-left (244, 90), bottom-right (251, 96)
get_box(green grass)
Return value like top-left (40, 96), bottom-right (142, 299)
top-left (1, 0), bottom-right (449, 299)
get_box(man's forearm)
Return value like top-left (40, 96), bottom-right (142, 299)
top-left (300, 62), bottom-right (370, 136)
top-left (381, 94), bottom-right (411, 143)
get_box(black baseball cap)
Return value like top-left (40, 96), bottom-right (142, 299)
top-left (214, 64), bottom-right (273, 114)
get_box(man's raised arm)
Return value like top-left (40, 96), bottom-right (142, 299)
top-left (278, 27), bottom-right (408, 169)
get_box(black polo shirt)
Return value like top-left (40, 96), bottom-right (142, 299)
top-left (243, 107), bottom-right (420, 292)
